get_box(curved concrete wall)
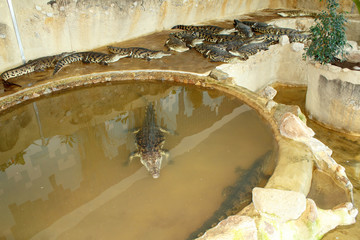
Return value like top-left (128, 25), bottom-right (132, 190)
top-left (306, 63), bottom-right (360, 134)
top-left (0, 0), bottom-right (356, 73)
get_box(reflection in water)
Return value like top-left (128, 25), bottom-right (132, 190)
top-left (0, 82), bottom-right (276, 240)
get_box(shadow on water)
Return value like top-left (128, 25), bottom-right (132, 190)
top-left (0, 81), bottom-right (276, 240)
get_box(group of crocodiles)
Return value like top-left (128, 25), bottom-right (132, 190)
top-left (0, 14), bottom-right (302, 239)
top-left (0, 18), bottom-right (310, 89)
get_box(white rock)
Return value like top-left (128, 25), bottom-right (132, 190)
top-left (305, 138), bottom-right (333, 156)
top-left (266, 100), bottom-right (277, 111)
top-left (347, 50), bottom-right (360, 63)
top-left (280, 112), bottom-right (315, 140)
top-left (292, 42), bottom-right (304, 52)
top-left (345, 41), bottom-right (358, 52)
top-left (253, 187), bottom-right (307, 222)
top-left (279, 35), bottom-right (290, 46)
top-left (35, 5), bottom-right (42, 11)
top-left (327, 64), bottom-right (341, 73)
top-left (197, 215), bottom-right (257, 240)
top-left (354, 66), bottom-right (360, 70)
top-left (47, 12), bottom-right (53, 17)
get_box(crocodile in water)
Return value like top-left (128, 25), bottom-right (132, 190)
top-left (187, 151), bottom-right (275, 239)
top-left (129, 103), bottom-right (169, 179)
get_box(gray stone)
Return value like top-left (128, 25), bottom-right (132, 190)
top-left (0, 23), bottom-right (6, 39)
top-left (259, 86), bottom-right (277, 100)
top-left (347, 50), bottom-right (360, 63)
top-left (209, 68), bottom-right (230, 81)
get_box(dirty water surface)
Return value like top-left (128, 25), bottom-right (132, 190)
top-left (274, 85), bottom-right (360, 240)
top-left (0, 81), bottom-right (276, 240)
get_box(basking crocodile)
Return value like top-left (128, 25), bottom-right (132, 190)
top-left (187, 151), bottom-right (275, 240)
top-left (193, 30), bottom-right (247, 43)
top-left (1, 52), bottom-right (72, 87)
top-left (252, 34), bottom-right (282, 44)
top-left (172, 31), bottom-right (205, 47)
top-left (171, 24), bottom-right (235, 34)
top-left (165, 34), bottom-right (190, 52)
top-left (233, 19), bottom-right (254, 38)
top-left (229, 41), bottom-right (271, 58)
top-left (288, 33), bottom-right (311, 43)
top-left (240, 21), bottom-right (301, 35)
top-left (241, 21), bottom-right (270, 32)
top-left (255, 26), bottom-right (302, 35)
top-left (277, 10), bottom-right (319, 18)
top-left (107, 46), bottom-right (171, 60)
top-left (129, 103), bottom-right (169, 179)
top-left (207, 49), bottom-right (244, 63)
top-left (195, 44), bottom-right (245, 62)
top-left (53, 51), bottom-right (124, 75)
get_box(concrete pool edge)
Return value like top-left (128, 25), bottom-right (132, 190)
top-left (0, 69), bottom-right (357, 239)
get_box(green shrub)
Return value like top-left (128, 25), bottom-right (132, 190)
top-left (305, 0), bottom-right (348, 64)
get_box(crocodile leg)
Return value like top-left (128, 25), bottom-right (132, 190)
top-left (126, 151), bottom-right (140, 166)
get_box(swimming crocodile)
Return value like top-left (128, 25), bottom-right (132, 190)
top-left (187, 151), bottom-right (275, 240)
top-left (233, 19), bottom-right (254, 38)
top-left (129, 103), bottom-right (169, 179)
top-left (107, 46), bottom-right (171, 60)
top-left (171, 24), bottom-right (235, 34)
top-left (53, 51), bottom-right (124, 75)
top-left (1, 52), bottom-right (72, 86)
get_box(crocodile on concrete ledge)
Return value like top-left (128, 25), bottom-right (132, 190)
top-left (228, 41), bottom-right (271, 58)
top-left (171, 24), bottom-right (235, 35)
top-left (107, 46), bottom-right (171, 60)
top-left (53, 51), bottom-right (124, 75)
top-left (129, 103), bottom-right (169, 179)
top-left (1, 52), bottom-right (72, 87)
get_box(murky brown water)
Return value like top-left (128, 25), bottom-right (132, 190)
top-left (0, 82), bottom-right (276, 240)
top-left (274, 85), bottom-right (360, 240)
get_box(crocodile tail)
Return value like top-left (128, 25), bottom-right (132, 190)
top-left (171, 25), bottom-right (189, 30)
top-left (53, 53), bottom-right (83, 75)
top-left (171, 25), bottom-right (183, 30)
